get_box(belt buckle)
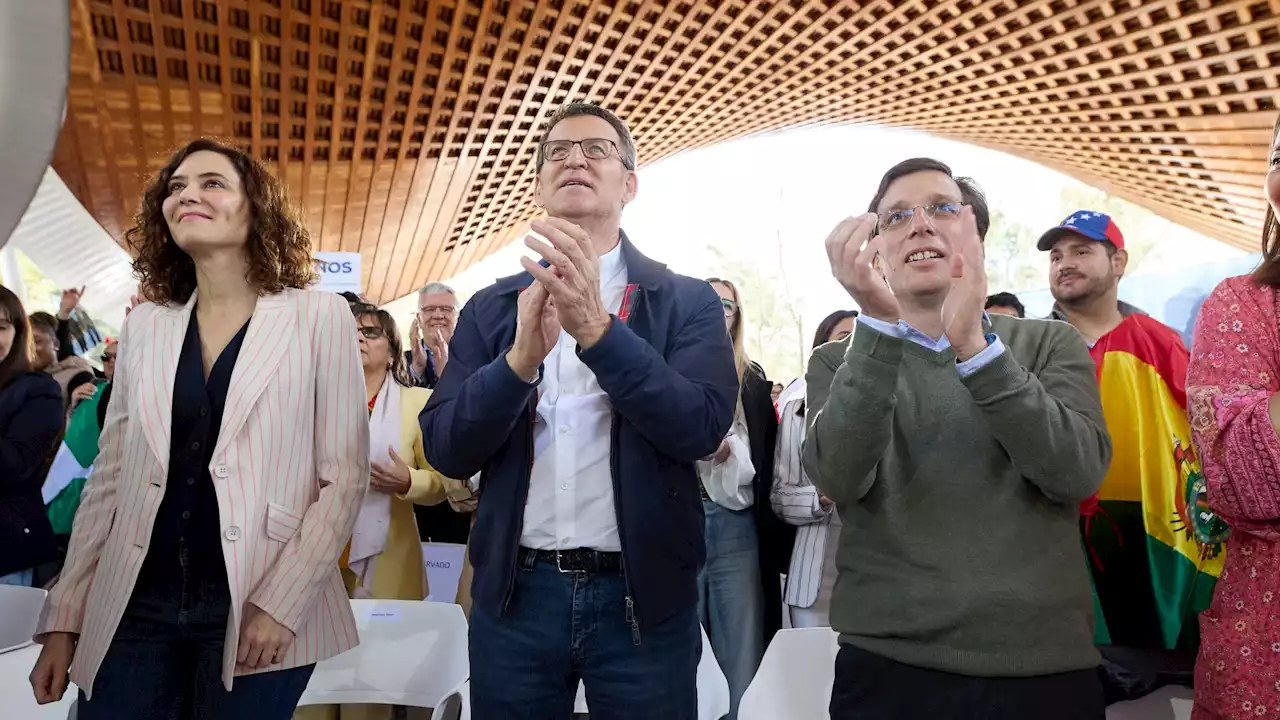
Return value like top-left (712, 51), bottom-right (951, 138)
top-left (555, 550), bottom-right (587, 574)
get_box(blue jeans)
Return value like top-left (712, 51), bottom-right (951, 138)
top-left (0, 567), bottom-right (33, 586)
top-left (470, 558), bottom-right (701, 720)
top-left (698, 500), bottom-right (764, 720)
top-left (77, 554), bottom-right (314, 720)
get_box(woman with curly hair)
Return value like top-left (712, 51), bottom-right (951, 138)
top-left (29, 138), bottom-right (370, 719)
top-left (1184, 114), bottom-right (1280, 719)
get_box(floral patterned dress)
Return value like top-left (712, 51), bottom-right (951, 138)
top-left (1187, 275), bottom-right (1280, 719)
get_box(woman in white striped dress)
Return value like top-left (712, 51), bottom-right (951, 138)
top-left (771, 310), bottom-right (858, 629)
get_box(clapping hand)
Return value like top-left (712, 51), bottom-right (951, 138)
top-left (506, 279), bottom-right (562, 381)
top-left (520, 218), bottom-right (612, 349)
top-left (424, 326), bottom-right (451, 377)
top-left (824, 214), bottom-right (901, 323)
top-left (941, 206), bottom-right (989, 362)
top-left (408, 317), bottom-right (429, 377)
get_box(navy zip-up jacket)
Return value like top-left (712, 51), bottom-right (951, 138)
top-left (420, 233), bottom-right (738, 629)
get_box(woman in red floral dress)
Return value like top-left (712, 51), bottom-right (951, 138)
top-left (1186, 114), bottom-right (1280, 719)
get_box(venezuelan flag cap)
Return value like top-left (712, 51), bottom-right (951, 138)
top-left (1036, 210), bottom-right (1126, 251)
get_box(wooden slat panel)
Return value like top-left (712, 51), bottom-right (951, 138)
top-left (53, 0), bottom-right (1280, 304)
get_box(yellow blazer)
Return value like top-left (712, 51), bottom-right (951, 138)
top-left (343, 385), bottom-right (471, 601)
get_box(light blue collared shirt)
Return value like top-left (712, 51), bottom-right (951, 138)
top-left (856, 313), bottom-right (1006, 378)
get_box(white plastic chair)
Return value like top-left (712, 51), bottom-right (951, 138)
top-left (738, 627), bottom-right (840, 720)
top-left (1105, 684), bottom-right (1194, 720)
top-left (432, 626), bottom-right (729, 720)
top-left (429, 679), bottom-right (469, 720)
top-left (0, 584), bottom-right (47, 653)
top-left (298, 599), bottom-right (469, 710)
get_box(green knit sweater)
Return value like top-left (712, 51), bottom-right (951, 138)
top-left (803, 314), bottom-right (1110, 677)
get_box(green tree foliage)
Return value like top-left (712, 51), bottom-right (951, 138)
top-left (983, 208), bottom-right (1044, 294)
top-left (707, 243), bottom-right (807, 385)
top-left (17, 249), bottom-right (60, 314)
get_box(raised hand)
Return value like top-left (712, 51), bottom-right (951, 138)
top-left (824, 213), bottom-right (901, 323)
top-left (425, 326), bottom-right (451, 377)
top-left (58, 287), bottom-right (85, 321)
top-left (506, 280), bottom-right (562, 381)
top-left (408, 317), bottom-right (429, 376)
top-left (520, 217), bottom-right (611, 348)
top-left (942, 205), bottom-right (990, 361)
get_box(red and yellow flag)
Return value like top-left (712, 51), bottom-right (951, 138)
top-left (1086, 313), bottom-right (1228, 649)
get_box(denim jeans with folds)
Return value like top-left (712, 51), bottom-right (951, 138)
top-left (697, 499), bottom-right (765, 720)
top-left (470, 558), bottom-right (701, 720)
top-left (77, 542), bottom-right (314, 720)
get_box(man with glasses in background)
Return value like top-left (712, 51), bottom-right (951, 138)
top-left (404, 282), bottom-right (476, 547)
top-left (804, 158), bottom-right (1111, 718)
top-left (421, 103), bottom-right (737, 719)
top-left (407, 282), bottom-right (458, 389)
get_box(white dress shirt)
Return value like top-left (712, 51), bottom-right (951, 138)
top-left (521, 242), bottom-right (628, 551)
top-left (856, 313), bottom-right (1004, 376)
top-left (695, 398), bottom-right (755, 510)
top-left (770, 378), bottom-right (837, 611)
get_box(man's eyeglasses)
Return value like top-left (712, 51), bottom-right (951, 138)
top-left (419, 305), bottom-right (455, 316)
top-left (877, 201), bottom-right (967, 235)
top-left (358, 326), bottom-right (386, 340)
top-left (541, 138), bottom-right (621, 164)
top-left (720, 298), bottom-right (739, 317)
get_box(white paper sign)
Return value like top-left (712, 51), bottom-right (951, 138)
top-left (421, 542), bottom-right (467, 603)
top-left (312, 252), bottom-right (362, 295)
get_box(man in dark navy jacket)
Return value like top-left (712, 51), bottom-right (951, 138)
top-left (421, 103), bottom-right (737, 719)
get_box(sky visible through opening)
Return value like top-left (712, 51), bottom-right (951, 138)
top-left (389, 124), bottom-right (1252, 379)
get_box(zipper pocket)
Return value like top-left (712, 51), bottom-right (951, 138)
top-left (625, 595), bottom-right (641, 645)
top-left (501, 399), bottom-right (538, 613)
top-left (614, 286), bottom-right (643, 646)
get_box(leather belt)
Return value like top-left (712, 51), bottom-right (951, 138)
top-left (518, 546), bottom-right (623, 574)
top-left (699, 481), bottom-right (712, 501)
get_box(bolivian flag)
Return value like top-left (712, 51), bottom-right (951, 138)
top-left (1084, 313), bottom-right (1229, 650)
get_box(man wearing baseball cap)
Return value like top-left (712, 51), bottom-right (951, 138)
top-left (1040, 210), bottom-right (1226, 689)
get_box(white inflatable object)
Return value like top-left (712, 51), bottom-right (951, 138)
top-left (0, 0), bottom-right (69, 246)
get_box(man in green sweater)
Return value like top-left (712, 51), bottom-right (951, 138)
top-left (804, 158), bottom-right (1111, 719)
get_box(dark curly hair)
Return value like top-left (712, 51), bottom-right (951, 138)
top-left (126, 138), bottom-right (316, 305)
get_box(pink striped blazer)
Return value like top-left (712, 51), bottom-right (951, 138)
top-left (36, 288), bottom-right (370, 697)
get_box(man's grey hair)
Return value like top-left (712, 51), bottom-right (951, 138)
top-left (535, 103), bottom-right (637, 172)
top-left (418, 282), bottom-right (458, 307)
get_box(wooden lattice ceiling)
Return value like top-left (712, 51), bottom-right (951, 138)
top-left (56, 0), bottom-right (1280, 304)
